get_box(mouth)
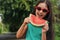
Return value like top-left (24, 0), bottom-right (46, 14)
top-left (37, 13), bottom-right (43, 17)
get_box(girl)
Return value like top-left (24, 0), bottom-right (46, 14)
top-left (16, 0), bottom-right (54, 40)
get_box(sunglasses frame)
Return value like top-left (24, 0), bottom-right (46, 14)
top-left (35, 6), bottom-right (49, 13)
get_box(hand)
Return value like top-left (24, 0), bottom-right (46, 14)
top-left (23, 17), bottom-right (30, 24)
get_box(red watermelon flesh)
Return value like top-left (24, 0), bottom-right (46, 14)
top-left (29, 14), bottom-right (46, 26)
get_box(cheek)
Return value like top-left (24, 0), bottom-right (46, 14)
top-left (36, 10), bottom-right (39, 13)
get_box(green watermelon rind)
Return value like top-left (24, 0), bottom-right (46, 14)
top-left (29, 14), bottom-right (47, 26)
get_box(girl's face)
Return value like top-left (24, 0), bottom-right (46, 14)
top-left (35, 3), bottom-right (49, 19)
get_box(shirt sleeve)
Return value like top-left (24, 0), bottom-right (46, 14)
top-left (42, 21), bottom-right (49, 33)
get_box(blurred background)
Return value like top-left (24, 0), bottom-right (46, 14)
top-left (0, 0), bottom-right (60, 40)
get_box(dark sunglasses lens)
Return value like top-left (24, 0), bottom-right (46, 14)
top-left (43, 9), bottom-right (48, 12)
top-left (37, 7), bottom-right (41, 10)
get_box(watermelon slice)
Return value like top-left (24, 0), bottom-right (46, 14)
top-left (29, 14), bottom-right (46, 26)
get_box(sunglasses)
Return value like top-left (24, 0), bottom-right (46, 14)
top-left (35, 7), bottom-right (49, 13)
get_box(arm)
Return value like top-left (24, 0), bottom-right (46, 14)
top-left (16, 22), bottom-right (27, 38)
top-left (16, 17), bottom-right (29, 38)
top-left (42, 21), bottom-right (49, 33)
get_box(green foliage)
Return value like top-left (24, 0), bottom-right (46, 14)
top-left (56, 0), bottom-right (60, 10)
top-left (51, 0), bottom-right (60, 40)
top-left (0, 23), bottom-right (2, 34)
top-left (0, 22), bottom-right (9, 34)
top-left (54, 23), bottom-right (60, 40)
top-left (0, 0), bottom-right (38, 32)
